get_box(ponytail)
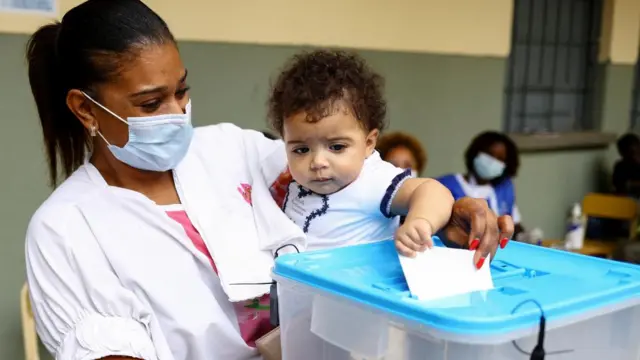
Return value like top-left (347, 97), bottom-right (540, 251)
top-left (26, 23), bottom-right (88, 188)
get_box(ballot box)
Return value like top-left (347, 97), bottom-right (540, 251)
top-left (272, 238), bottom-right (640, 360)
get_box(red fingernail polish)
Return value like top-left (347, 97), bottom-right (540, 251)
top-left (500, 238), bottom-right (509, 249)
top-left (469, 239), bottom-right (480, 251)
top-left (476, 257), bottom-right (486, 269)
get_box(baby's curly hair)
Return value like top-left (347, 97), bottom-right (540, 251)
top-left (377, 132), bottom-right (428, 174)
top-left (267, 49), bottom-right (387, 135)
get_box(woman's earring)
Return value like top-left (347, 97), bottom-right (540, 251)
top-left (90, 126), bottom-right (97, 137)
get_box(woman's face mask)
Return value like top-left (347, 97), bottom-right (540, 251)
top-left (83, 92), bottom-right (193, 172)
top-left (473, 152), bottom-right (505, 180)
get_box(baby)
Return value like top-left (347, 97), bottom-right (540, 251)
top-left (267, 50), bottom-right (455, 257)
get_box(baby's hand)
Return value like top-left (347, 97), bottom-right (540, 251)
top-left (395, 218), bottom-right (434, 257)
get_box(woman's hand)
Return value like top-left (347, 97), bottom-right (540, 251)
top-left (442, 197), bottom-right (515, 269)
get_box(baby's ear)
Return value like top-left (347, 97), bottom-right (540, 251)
top-left (366, 129), bottom-right (380, 152)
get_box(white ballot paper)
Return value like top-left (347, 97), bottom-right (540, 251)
top-left (399, 247), bottom-right (494, 301)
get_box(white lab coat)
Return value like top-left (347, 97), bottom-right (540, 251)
top-left (25, 123), bottom-right (300, 360)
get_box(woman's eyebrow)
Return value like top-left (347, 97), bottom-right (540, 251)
top-left (129, 86), bottom-right (167, 99)
top-left (128, 70), bottom-right (188, 99)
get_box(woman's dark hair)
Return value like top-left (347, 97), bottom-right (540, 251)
top-left (464, 131), bottom-right (520, 184)
top-left (377, 132), bottom-right (428, 173)
top-left (267, 49), bottom-right (387, 135)
top-left (616, 133), bottom-right (640, 158)
top-left (26, 0), bottom-right (175, 187)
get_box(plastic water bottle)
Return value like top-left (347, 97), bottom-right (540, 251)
top-left (564, 203), bottom-right (585, 250)
top-left (515, 228), bottom-right (544, 245)
top-left (530, 228), bottom-right (544, 246)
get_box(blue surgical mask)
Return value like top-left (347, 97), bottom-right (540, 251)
top-left (83, 92), bottom-right (193, 172)
top-left (473, 152), bottom-right (505, 180)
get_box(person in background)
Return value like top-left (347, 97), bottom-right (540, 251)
top-left (613, 133), bottom-right (640, 197)
top-left (590, 133), bottom-right (640, 242)
top-left (437, 131), bottom-right (524, 238)
top-left (377, 131), bottom-right (427, 176)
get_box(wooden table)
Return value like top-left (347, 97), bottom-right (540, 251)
top-left (541, 239), bottom-right (618, 259)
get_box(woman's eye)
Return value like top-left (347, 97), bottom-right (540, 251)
top-left (293, 147), bottom-right (309, 154)
top-left (140, 100), bottom-right (162, 112)
top-left (330, 144), bottom-right (346, 151)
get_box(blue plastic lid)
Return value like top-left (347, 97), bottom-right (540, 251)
top-left (273, 238), bottom-right (640, 336)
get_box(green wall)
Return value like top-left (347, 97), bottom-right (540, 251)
top-left (1, 34), bottom-right (54, 360)
top-left (0, 34), bottom-right (633, 359)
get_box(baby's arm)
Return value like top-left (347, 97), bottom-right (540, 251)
top-left (390, 178), bottom-right (455, 257)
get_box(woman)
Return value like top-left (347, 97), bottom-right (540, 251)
top-left (377, 131), bottom-right (427, 176)
top-left (613, 133), bottom-right (640, 196)
top-left (437, 131), bottom-right (523, 237)
top-left (24, 1), bottom-right (513, 359)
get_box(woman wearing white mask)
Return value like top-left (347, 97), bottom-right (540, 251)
top-left (437, 131), bottom-right (523, 243)
top-left (24, 1), bottom-right (513, 359)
